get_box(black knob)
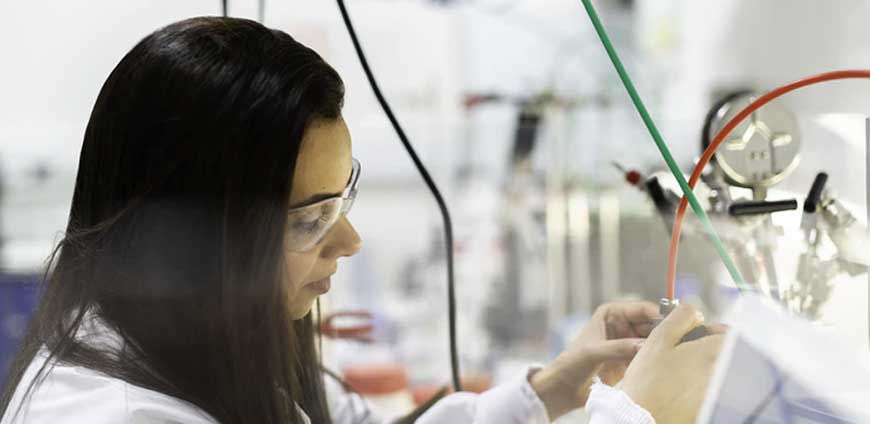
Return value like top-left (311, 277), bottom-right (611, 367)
top-left (804, 172), bottom-right (828, 214)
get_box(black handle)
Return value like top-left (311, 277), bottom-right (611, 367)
top-left (728, 199), bottom-right (798, 216)
top-left (804, 172), bottom-right (828, 213)
top-left (645, 177), bottom-right (674, 215)
top-left (645, 176), bottom-right (678, 235)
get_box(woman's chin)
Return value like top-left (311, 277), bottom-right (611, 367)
top-left (290, 304), bottom-right (312, 320)
top-left (289, 294), bottom-right (319, 320)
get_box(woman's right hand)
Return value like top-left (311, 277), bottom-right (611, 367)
top-left (619, 303), bottom-right (725, 424)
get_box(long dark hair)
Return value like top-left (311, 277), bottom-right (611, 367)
top-left (0, 17), bottom-right (344, 423)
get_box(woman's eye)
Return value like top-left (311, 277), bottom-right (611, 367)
top-left (293, 220), bottom-right (319, 232)
top-left (292, 215), bottom-right (329, 233)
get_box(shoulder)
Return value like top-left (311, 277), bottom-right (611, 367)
top-left (2, 351), bottom-right (216, 424)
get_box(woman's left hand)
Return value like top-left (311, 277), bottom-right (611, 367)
top-left (530, 301), bottom-right (659, 420)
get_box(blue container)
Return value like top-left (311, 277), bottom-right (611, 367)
top-left (0, 274), bottom-right (41, 384)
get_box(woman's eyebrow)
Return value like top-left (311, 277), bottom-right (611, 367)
top-left (291, 163), bottom-right (353, 208)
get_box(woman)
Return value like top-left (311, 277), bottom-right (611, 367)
top-left (0, 17), bottom-right (722, 424)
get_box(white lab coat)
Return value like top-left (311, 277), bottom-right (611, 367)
top-left (1, 315), bottom-right (653, 424)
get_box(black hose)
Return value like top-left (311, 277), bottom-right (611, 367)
top-left (335, 0), bottom-right (463, 393)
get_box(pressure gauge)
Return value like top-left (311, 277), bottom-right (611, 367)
top-left (703, 92), bottom-right (801, 189)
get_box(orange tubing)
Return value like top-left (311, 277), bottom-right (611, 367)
top-left (666, 70), bottom-right (870, 299)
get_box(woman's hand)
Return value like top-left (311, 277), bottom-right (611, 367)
top-left (530, 301), bottom-right (659, 420)
top-left (620, 303), bottom-right (726, 424)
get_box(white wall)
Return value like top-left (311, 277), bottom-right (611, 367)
top-left (0, 0), bottom-right (465, 270)
top-left (3, 0), bottom-right (870, 318)
top-left (675, 0), bottom-right (870, 204)
top-left (0, 0), bottom-right (223, 268)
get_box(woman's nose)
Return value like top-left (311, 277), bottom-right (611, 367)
top-left (322, 216), bottom-right (361, 259)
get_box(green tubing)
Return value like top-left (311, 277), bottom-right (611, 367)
top-left (579, 0), bottom-right (748, 290)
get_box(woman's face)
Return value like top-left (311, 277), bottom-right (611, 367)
top-left (285, 117), bottom-right (361, 319)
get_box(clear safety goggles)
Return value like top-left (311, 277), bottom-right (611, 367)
top-left (286, 158), bottom-right (360, 252)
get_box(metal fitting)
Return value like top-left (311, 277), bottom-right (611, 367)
top-left (659, 297), bottom-right (680, 316)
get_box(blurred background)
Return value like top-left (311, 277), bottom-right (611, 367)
top-left (2, 0), bottom-right (870, 421)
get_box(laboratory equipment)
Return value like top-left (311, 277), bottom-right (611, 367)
top-left (581, 0), bottom-right (748, 295)
top-left (654, 298), bottom-right (710, 343)
top-left (319, 311), bottom-right (376, 342)
top-left (703, 92), bottom-right (801, 191)
top-left (623, 92), bottom-right (869, 319)
top-left (336, 0), bottom-right (463, 392)
top-left (701, 91), bottom-right (800, 301)
top-left (787, 172), bottom-right (870, 317)
top-left (581, 0), bottom-right (870, 333)
top-left (664, 71), bottom-right (870, 314)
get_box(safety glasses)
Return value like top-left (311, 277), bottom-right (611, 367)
top-left (285, 158), bottom-right (360, 252)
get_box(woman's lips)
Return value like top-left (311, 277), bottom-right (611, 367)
top-left (307, 277), bottom-right (331, 294)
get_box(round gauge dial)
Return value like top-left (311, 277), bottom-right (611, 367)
top-left (704, 93), bottom-right (801, 188)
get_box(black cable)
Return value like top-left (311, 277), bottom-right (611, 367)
top-left (335, 0), bottom-right (463, 393)
top-left (221, 0), bottom-right (228, 17)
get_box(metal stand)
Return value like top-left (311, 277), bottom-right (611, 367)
top-left (865, 117), bottom-right (869, 349)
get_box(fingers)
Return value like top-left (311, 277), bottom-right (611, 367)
top-left (648, 303), bottom-right (704, 347)
top-left (610, 301), bottom-right (660, 324)
top-left (600, 301), bottom-right (661, 338)
top-left (584, 338), bottom-right (645, 363)
top-left (678, 334), bottom-right (726, 363)
top-left (630, 321), bottom-right (656, 338)
top-left (705, 323), bottom-right (729, 335)
top-left (696, 334), bottom-right (725, 356)
top-left (598, 360), bottom-right (630, 386)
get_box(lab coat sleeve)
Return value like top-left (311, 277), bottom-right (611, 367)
top-left (414, 367), bottom-right (550, 424)
top-left (323, 368), bottom-right (654, 424)
top-left (416, 371), bottom-right (655, 424)
top-left (586, 382), bottom-right (656, 424)
top-left (324, 370), bottom-right (384, 424)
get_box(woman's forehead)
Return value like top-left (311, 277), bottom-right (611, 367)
top-left (290, 118), bottom-right (352, 206)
